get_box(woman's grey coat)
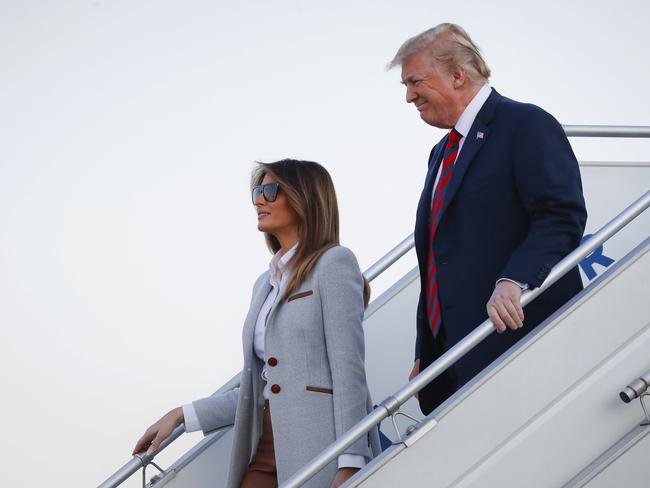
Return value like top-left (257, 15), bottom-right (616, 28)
top-left (192, 246), bottom-right (381, 488)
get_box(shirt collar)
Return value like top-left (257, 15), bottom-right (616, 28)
top-left (269, 243), bottom-right (298, 286)
top-left (454, 83), bottom-right (491, 138)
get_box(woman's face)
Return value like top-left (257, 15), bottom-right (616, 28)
top-left (254, 173), bottom-right (300, 239)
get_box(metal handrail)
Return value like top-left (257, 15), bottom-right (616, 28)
top-left (363, 234), bottom-right (415, 281)
top-left (99, 124), bottom-right (650, 487)
top-left (280, 189), bottom-right (650, 488)
top-left (620, 369), bottom-right (650, 403)
top-left (563, 125), bottom-right (650, 138)
top-left (98, 375), bottom-right (241, 488)
top-left (98, 426), bottom-right (184, 488)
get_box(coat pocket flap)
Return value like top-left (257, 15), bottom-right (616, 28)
top-left (306, 385), bottom-right (333, 394)
top-left (287, 290), bottom-right (314, 302)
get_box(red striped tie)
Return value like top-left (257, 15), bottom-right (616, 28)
top-left (427, 128), bottom-right (462, 338)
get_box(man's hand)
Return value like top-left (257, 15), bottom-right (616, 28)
top-left (409, 358), bottom-right (420, 381)
top-left (330, 467), bottom-right (360, 488)
top-left (486, 281), bottom-right (524, 333)
top-left (409, 358), bottom-right (420, 398)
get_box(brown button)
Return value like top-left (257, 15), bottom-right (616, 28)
top-left (268, 357), bottom-right (278, 367)
top-left (271, 384), bottom-right (281, 394)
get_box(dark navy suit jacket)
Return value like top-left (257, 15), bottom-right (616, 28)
top-left (414, 88), bottom-right (587, 415)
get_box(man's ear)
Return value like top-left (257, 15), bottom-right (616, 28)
top-left (452, 66), bottom-right (467, 88)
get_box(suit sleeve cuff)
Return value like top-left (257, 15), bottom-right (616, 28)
top-left (182, 403), bottom-right (202, 433)
top-left (338, 454), bottom-right (366, 469)
top-left (496, 278), bottom-right (529, 290)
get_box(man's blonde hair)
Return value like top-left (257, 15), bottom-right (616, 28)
top-left (389, 23), bottom-right (491, 85)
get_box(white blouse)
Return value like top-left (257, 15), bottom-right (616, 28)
top-left (254, 244), bottom-right (297, 400)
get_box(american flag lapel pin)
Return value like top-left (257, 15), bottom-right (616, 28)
top-left (476, 131), bottom-right (484, 140)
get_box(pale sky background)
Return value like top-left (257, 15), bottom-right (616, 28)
top-left (1, 1), bottom-right (649, 487)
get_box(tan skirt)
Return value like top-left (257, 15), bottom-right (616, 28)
top-left (240, 400), bottom-right (278, 488)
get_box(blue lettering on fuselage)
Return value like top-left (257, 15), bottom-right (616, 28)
top-left (579, 234), bottom-right (615, 280)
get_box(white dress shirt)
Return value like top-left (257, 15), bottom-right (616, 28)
top-left (183, 243), bottom-right (365, 469)
top-left (430, 82), bottom-right (492, 200)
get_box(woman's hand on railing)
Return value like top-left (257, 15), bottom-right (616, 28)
top-left (132, 407), bottom-right (184, 456)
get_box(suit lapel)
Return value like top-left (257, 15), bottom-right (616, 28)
top-left (242, 274), bottom-right (272, 350)
top-left (263, 270), bottom-right (293, 332)
top-left (415, 139), bottom-right (447, 255)
top-left (437, 88), bottom-right (501, 224)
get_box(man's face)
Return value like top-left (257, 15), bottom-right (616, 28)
top-left (400, 49), bottom-right (458, 129)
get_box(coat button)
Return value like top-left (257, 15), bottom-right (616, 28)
top-left (271, 384), bottom-right (281, 394)
top-left (268, 357), bottom-right (278, 367)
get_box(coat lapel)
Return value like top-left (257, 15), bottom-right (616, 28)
top-left (242, 274), bottom-right (272, 351)
top-left (264, 272), bottom-right (291, 332)
top-left (437, 88), bottom-right (501, 224)
top-left (415, 140), bottom-right (447, 255)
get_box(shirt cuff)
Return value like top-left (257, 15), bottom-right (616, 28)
top-left (338, 454), bottom-right (366, 469)
top-left (496, 278), bottom-right (529, 290)
top-left (182, 403), bottom-right (202, 433)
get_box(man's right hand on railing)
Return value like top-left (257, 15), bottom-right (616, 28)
top-left (133, 407), bottom-right (184, 457)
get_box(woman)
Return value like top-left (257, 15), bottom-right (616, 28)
top-left (133, 159), bottom-right (380, 488)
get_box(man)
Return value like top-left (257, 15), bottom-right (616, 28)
top-left (390, 24), bottom-right (587, 415)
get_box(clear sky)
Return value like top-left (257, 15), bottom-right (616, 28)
top-left (1, 1), bottom-right (649, 487)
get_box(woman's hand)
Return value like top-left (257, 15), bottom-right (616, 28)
top-left (330, 467), bottom-right (360, 488)
top-left (132, 407), bottom-right (184, 456)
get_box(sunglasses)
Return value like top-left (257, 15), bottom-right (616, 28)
top-left (251, 182), bottom-right (280, 203)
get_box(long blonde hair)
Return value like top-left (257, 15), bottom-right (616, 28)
top-left (251, 159), bottom-right (370, 307)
